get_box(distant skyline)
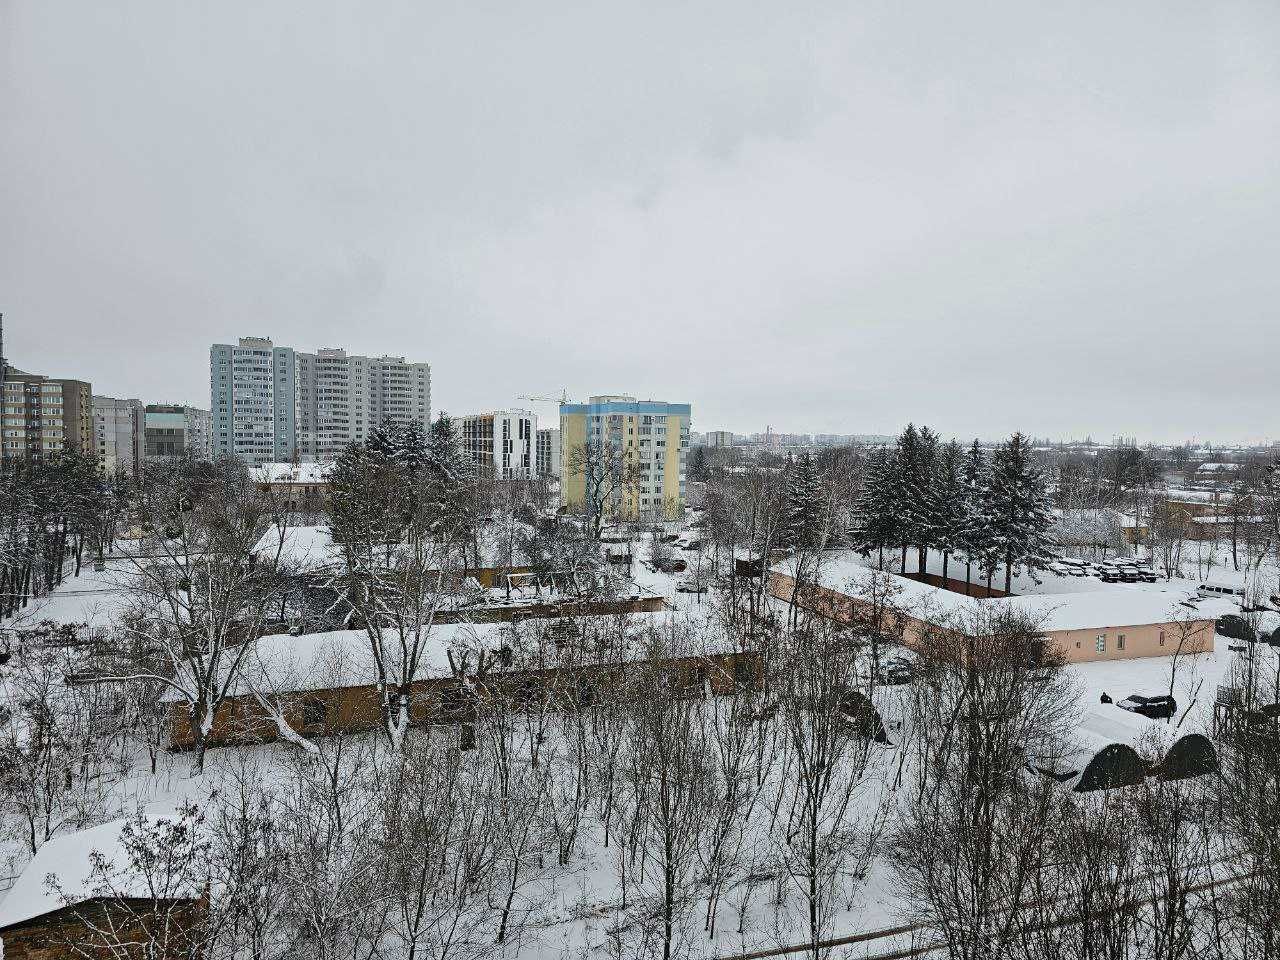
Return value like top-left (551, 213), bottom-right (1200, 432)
top-left (3, 1), bottom-right (1279, 446)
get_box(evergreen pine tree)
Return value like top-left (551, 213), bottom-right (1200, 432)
top-left (397, 419), bottom-right (430, 474)
top-left (328, 440), bottom-right (407, 556)
top-left (933, 440), bottom-right (966, 585)
top-left (958, 440), bottom-right (997, 595)
top-left (913, 425), bottom-right (942, 576)
top-left (424, 412), bottom-right (477, 542)
top-left (854, 446), bottom-right (898, 568)
top-left (426, 413), bottom-right (468, 488)
top-left (365, 420), bottom-right (403, 460)
top-left (986, 432), bottom-right (1056, 593)
top-left (891, 424), bottom-right (930, 574)
top-left (779, 452), bottom-right (825, 551)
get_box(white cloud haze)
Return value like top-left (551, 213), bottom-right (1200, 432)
top-left (2, 1), bottom-right (1278, 443)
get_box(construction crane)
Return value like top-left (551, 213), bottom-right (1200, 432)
top-left (517, 390), bottom-right (572, 406)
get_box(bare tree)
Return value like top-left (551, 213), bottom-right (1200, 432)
top-left (565, 440), bottom-right (641, 541)
top-left (772, 619), bottom-right (887, 960)
top-left (891, 606), bottom-right (1077, 960)
top-left (616, 625), bottom-right (715, 960)
top-left (49, 803), bottom-right (211, 960)
top-left (0, 643), bottom-right (128, 857)
top-left (376, 732), bottom-right (521, 960)
top-left (89, 458), bottom-right (294, 772)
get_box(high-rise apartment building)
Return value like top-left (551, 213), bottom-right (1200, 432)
top-left (560, 396), bottom-right (690, 521)
top-left (213, 339), bottom-right (430, 465)
top-left (92, 396), bottom-right (144, 474)
top-left (536, 427), bottom-right (560, 478)
top-left (210, 338), bottom-right (296, 465)
top-left (144, 405), bottom-right (212, 460)
top-left (295, 349), bottom-right (430, 461)
top-left (1, 369), bottom-right (94, 464)
top-left (461, 410), bottom-right (536, 479)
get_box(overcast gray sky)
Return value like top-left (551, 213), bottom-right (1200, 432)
top-left (2, 1), bottom-right (1278, 445)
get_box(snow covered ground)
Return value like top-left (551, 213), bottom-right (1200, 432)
top-left (4, 528), bottom-right (1275, 958)
top-left (1, 556), bottom-right (138, 631)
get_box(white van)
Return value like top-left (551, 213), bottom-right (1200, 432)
top-left (1197, 581), bottom-right (1245, 600)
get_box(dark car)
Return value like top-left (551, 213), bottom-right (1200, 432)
top-left (1117, 693), bottom-right (1177, 720)
top-left (1217, 614), bottom-right (1257, 643)
top-left (876, 658), bottom-right (913, 685)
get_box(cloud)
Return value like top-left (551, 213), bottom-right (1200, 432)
top-left (2, 0), bottom-right (1278, 443)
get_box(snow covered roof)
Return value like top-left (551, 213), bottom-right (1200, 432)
top-left (0, 806), bottom-right (191, 930)
top-left (1004, 589), bottom-right (1202, 633)
top-left (250, 462), bottom-right (333, 484)
top-left (165, 611), bottom-right (693, 700)
top-left (772, 553), bottom-right (1209, 634)
top-left (773, 554), bottom-right (977, 619)
top-left (251, 525), bottom-right (342, 572)
top-left (162, 624), bottom-right (503, 701)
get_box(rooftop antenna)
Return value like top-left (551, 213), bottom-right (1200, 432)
top-left (0, 311), bottom-right (6, 383)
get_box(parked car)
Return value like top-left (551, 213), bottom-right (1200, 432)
top-left (1117, 693), bottom-right (1178, 720)
top-left (652, 556), bottom-right (687, 574)
top-left (676, 578), bottom-right (708, 594)
top-left (875, 657), bottom-right (914, 685)
top-left (1217, 614), bottom-right (1256, 643)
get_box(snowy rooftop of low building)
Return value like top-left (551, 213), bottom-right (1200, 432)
top-left (252, 524), bottom-right (342, 572)
top-left (0, 805), bottom-right (190, 930)
top-left (772, 553), bottom-right (1217, 634)
top-left (164, 610), bottom-right (700, 700)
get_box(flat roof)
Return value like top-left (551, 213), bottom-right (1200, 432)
top-left (772, 553), bottom-right (1215, 633)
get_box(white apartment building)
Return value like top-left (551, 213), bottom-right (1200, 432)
top-left (213, 339), bottom-right (430, 464)
top-left (92, 396), bottom-right (144, 474)
top-left (210, 338), bottom-right (296, 465)
top-left (295, 349), bottom-right (431, 461)
top-left (461, 410), bottom-right (537, 479)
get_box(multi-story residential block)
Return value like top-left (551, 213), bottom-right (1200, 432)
top-left (536, 427), bottom-right (560, 478)
top-left (210, 338), bottom-right (296, 465)
top-left (367, 355), bottom-right (430, 430)
top-left (706, 430), bottom-right (735, 447)
top-left (461, 410), bottom-right (536, 479)
top-left (186, 406), bottom-right (212, 460)
top-left (213, 339), bottom-right (430, 465)
top-left (1, 368), bottom-right (94, 464)
top-left (144, 405), bottom-right (212, 460)
top-left (295, 349), bottom-right (430, 461)
top-left (560, 395), bottom-right (690, 522)
top-left (92, 396), bottom-right (144, 474)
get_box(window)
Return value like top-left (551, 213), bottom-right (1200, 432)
top-left (1159, 631), bottom-right (1165, 647)
top-left (1117, 634), bottom-right (1126, 651)
top-left (1096, 635), bottom-right (1106, 654)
